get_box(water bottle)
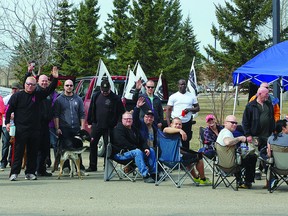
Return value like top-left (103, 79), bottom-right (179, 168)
top-left (240, 143), bottom-right (248, 155)
top-left (9, 120), bottom-right (16, 136)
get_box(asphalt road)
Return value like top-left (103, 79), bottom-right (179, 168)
top-left (0, 149), bottom-right (287, 216)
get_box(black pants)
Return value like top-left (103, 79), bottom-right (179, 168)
top-left (11, 129), bottom-right (40, 175)
top-left (37, 122), bottom-right (50, 174)
top-left (236, 154), bottom-right (257, 184)
top-left (89, 126), bottom-right (113, 169)
top-left (181, 119), bottom-right (193, 150)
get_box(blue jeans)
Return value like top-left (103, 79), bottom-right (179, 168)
top-left (114, 148), bottom-right (156, 177)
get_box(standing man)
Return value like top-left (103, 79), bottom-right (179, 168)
top-left (5, 67), bottom-right (58, 181)
top-left (242, 86), bottom-right (275, 180)
top-left (249, 82), bottom-right (280, 121)
top-left (36, 75), bottom-right (54, 177)
top-left (132, 80), bottom-right (163, 129)
top-left (54, 79), bottom-right (86, 172)
top-left (86, 79), bottom-right (125, 172)
top-left (166, 79), bottom-right (200, 150)
top-left (1, 83), bottom-right (21, 170)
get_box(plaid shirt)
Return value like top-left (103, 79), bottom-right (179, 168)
top-left (203, 125), bottom-right (223, 147)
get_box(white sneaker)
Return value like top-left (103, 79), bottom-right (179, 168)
top-left (9, 174), bottom-right (18, 181)
top-left (62, 167), bottom-right (70, 176)
top-left (25, 174), bottom-right (37, 180)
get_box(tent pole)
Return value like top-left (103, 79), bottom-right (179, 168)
top-left (280, 77), bottom-right (283, 119)
top-left (233, 74), bottom-right (240, 116)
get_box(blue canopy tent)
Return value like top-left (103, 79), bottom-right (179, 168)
top-left (232, 40), bottom-right (288, 116)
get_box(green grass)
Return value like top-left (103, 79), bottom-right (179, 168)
top-left (190, 93), bottom-right (287, 150)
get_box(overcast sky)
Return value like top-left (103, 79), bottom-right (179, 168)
top-left (72, 0), bottom-right (224, 56)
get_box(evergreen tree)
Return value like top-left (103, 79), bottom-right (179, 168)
top-left (103, 0), bottom-right (133, 75)
top-left (205, 0), bottom-right (272, 69)
top-left (66, 0), bottom-right (102, 76)
top-left (52, 0), bottom-right (75, 72)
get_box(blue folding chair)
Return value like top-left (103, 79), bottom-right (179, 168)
top-left (155, 130), bottom-right (198, 188)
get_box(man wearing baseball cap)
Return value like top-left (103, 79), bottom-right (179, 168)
top-left (86, 79), bottom-right (125, 172)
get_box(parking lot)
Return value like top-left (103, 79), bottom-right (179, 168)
top-left (0, 148), bottom-right (287, 216)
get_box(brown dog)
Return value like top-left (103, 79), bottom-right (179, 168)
top-left (57, 147), bottom-right (87, 180)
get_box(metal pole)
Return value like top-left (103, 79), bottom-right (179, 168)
top-left (272, 0), bottom-right (281, 107)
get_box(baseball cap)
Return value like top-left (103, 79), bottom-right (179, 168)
top-left (205, 114), bottom-right (215, 123)
top-left (100, 80), bottom-right (111, 92)
top-left (145, 110), bottom-right (154, 116)
top-left (11, 83), bottom-right (21, 89)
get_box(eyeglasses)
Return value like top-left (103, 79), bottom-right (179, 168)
top-left (65, 85), bottom-right (73, 87)
top-left (123, 118), bottom-right (132, 121)
top-left (146, 86), bottom-right (154, 89)
top-left (25, 82), bottom-right (36, 86)
top-left (227, 121), bottom-right (238, 125)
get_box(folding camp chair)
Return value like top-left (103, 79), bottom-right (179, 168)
top-left (212, 142), bottom-right (242, 191)
top-left (155, 130), bottom-right (198, 188)
top-left (198, 126), bottom-right (215, 173)
top-left (104, 143), bottom-right (140, 182)
top-left (266, 145), bottom-right (288, 193)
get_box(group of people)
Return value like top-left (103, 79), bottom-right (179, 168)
top-left (202, 82), bottom-right (285, 189)
top-left (1, 64), bottom-right (284, 188)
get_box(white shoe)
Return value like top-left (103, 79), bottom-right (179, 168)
top-left (25, 174), bottom-right (37, 180)
top-left (9, 174), bottom-right (18, 181)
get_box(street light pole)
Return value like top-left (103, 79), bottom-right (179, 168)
top-left (272, 0), bottom-right (281, 107)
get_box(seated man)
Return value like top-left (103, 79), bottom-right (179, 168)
top-left (112, 111), bottom-right (156, 183)
top-left (163, 117), bottom-right (211, 185)
top-left (199, 114), bottom-right (223, 158)
top-left (216, 115), bottom-right (257, 189)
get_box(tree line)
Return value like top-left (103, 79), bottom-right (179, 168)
top-left (0, 0), bottom-right (287, 91)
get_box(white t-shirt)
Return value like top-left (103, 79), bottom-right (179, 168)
top-left (216, 128), bottom-right (234, 146)
top-left (167, 91), bottom-right (198, 123)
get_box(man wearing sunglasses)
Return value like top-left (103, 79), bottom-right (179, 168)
top-left (5, 66), bottom-right (59, 181)
top-left (133, 80), bottom-right (163, 129)
top-left (217, 115), bottom-right (257, 189)
top-left (54, 79), bottom-right (86, 174)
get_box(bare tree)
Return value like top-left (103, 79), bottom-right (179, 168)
top-left (0, 0), bottom-right (60, 76)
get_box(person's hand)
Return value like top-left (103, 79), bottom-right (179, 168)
top-left (144, 149), bottom-right (150, 156)
top-left (6, 123), bottom-right (10, 132)
top-left (157, 123), bottom-right (162, 129)
top-left (28, 63), bottom-right (34, 73)
top-left (239, 136), bottom-right (247, 143)
top-left (179, 129), bottom-right (187, 141)
top-left (135, 79), bottom-right (142, 90)
top-left (246, 136), bottom-right (253, 143)
top-left (51, 66), bottom-right (59, 78)
top-left (136, 97), bottom-right (145, 108)
top-left (56, 128), bottom-right (62, 135)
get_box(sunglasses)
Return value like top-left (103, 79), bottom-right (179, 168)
top-left (146, 86), bottom-right (154, 89)
top-left (227, 121), bottom-right (238, 125)
top-left (65, 84), bottom-right (73, 87)
top-left (25, 82), bottom-right (36, 86)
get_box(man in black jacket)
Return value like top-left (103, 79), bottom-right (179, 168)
top-left (242, 86), bottom-right (275, 180)
top-left (5, 66), bottom-right (58, 181)
top-left (86, 79), bottom-right (125, 172)
top-left (112, 111), bottom-right (156, 183)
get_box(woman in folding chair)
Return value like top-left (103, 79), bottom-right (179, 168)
top-left (164, 117), bottom-right (211, 185)
top-left (216, 115), bottom-right (257, 189)
top-left (265, 119), bottom-right (288, 190)
top-left (199, 114), bottom-right (223, 158)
